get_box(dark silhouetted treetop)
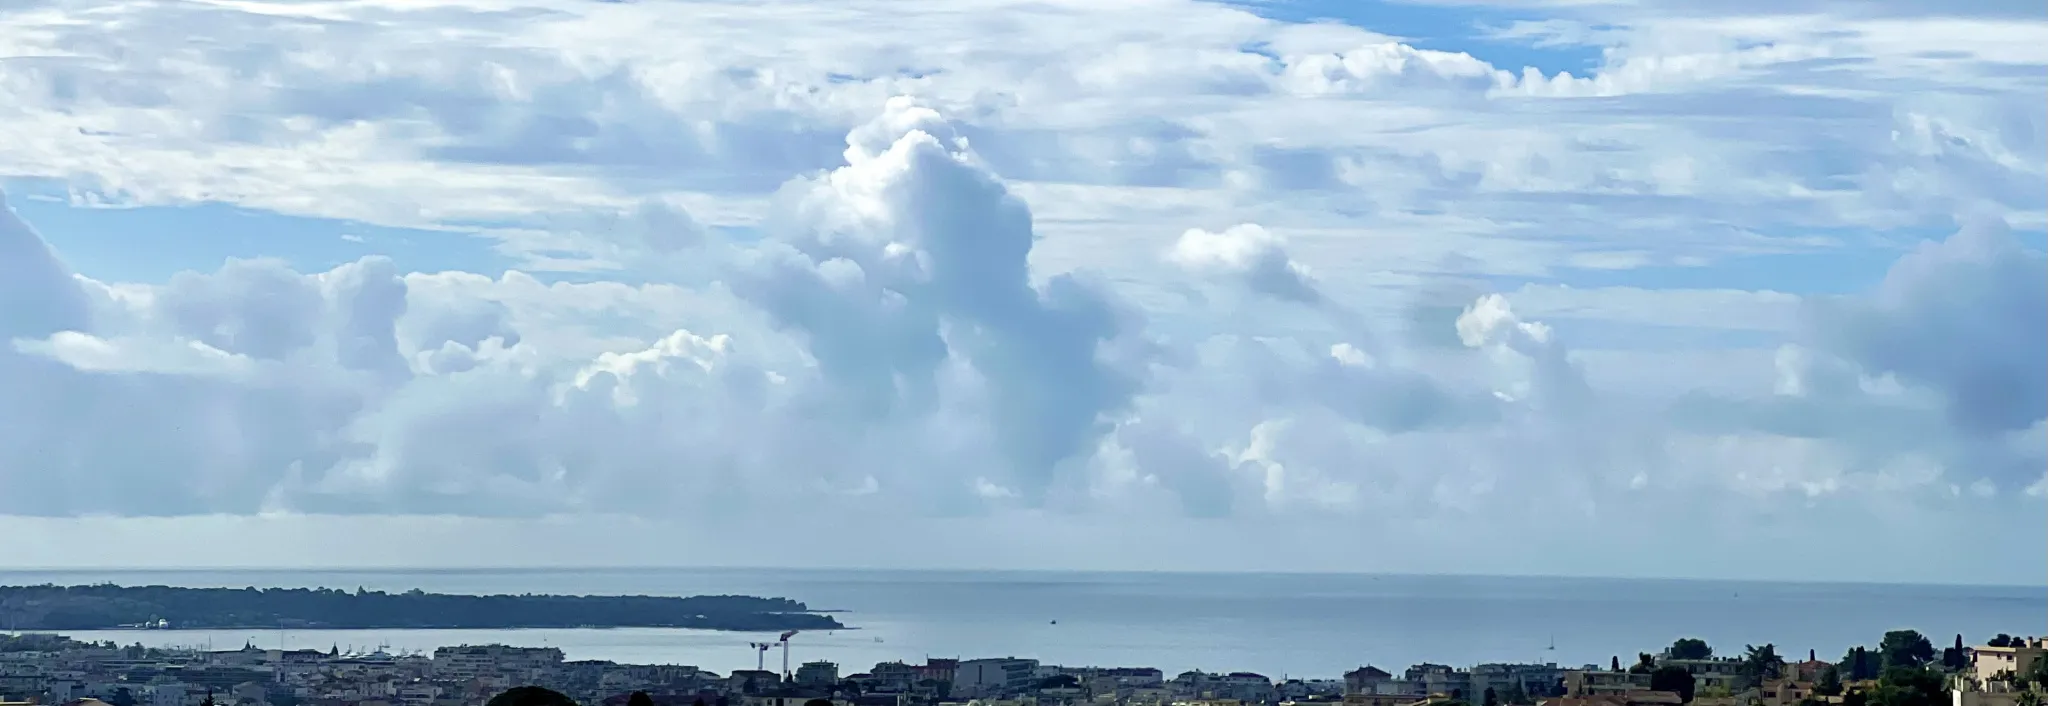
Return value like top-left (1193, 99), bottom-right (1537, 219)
top-left (1670, 638), bottom-right (1714, 660)
top-left (1651, 665), bottom-right (1698, 704)
top-left (1879, 631), bottom-right (1935, 670)
top-left (0, 633), bottom-right (107, 652)
top-left (628, 692), bottom-right (655, 706)
top-left (1841, 646), bottom-right (1881, 682)
top-left (487, 687), bottom-right (578, 706)
top-left (1631, 654), bottom-right (1659, 675)
top-left (1816, 665), bottom-right (1844, 696)
top-left (1871, 666), bottom-right (1944, 706)
top-left (0, 584), bottom-right (842, 632)
top-left (1740, 644), bottom-right (1786, 685)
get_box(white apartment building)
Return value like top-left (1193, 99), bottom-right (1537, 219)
top-left (430, 646), bottom-right (565, 681)
top-left (955, 658), bottom-right (1041, 697)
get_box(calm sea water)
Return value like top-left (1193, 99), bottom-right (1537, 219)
top-left (3, 568), bottom-right (2041, 679)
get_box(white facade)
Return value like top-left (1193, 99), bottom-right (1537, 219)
top-left (430, 645), bottom-right (565, 680)
top-left (955, 658), bottom-right (1041, 697)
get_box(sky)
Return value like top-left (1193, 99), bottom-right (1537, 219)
top-left (0, 0), bottom-right (2043, 585)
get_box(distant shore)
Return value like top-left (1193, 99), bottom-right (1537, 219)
top-left (0, 584), bottom-right (846, 633)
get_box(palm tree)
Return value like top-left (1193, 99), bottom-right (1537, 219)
top-left (1741, 645), bottom-right (1785, 687)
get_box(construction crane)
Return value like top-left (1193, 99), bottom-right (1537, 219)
top-left (778, 631), bottom-right (799, 680)
top-left (748, 642), bottom-right (774, 672)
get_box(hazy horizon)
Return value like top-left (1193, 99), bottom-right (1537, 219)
top-left (5, 564), bottom-right (2044, 591)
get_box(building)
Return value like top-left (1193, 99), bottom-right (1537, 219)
top-left (913, 659), bottom-right (958, 686)
top-left (1562, 671), bottom-right (1650, 698)
top-left (728, 670), bottom-right (782, 694)
top-left (1343, 695), bottom-right (1416, 706)
top-left (1345, 668), bottom-right (1394, 696)
top-left (795, 662), bottom-right (839, 687)
top-left (955, 659), bottom-right (1040, 698)
top-left (1972, 638), bottom-right (2046, 686)
top-left (1405, 665), bottom-right (1470, 700)
top-left (1472, 664), bottom-right (1563, 699)
top-left (1214, 673), bottom-right (1277, 703)
top-left (1783, 660), bottom-right (1831, 684)
top-left (430, 646), bottom-right (564, 681)
top-left (1757, 678), bottom-right (1814, 706)
top-left (1656, 659), bottom-right (1744, 695)
top-left (1953, 691), bottom-right (2024, 706)
top-left (1542, 693), bottom-right (1682, 706)
top-left (867, 662), bottom-right (915, 690)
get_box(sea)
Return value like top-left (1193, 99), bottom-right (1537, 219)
top-left (2, 568), bottom-right (2041, 679)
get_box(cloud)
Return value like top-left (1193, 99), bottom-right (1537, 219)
top-left (735, 96), bottom-right (1147, 501)
top-left (0, 0), bottom-right (2042, 581)
top-left (1169, 224), bottom-right (1325, 305)
top-left (1805, 217), bottom-right (2047, 434)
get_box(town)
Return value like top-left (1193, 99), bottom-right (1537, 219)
top-left (2, 633), bottom-right (2042, 706)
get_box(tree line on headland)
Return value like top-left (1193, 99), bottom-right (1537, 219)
top-left (0, 584), bottom-right (844, 632)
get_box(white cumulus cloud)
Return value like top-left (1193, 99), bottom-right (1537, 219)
top-left (0, 0), bottom-right (2042, 582)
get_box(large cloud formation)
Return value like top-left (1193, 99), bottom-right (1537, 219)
top-left (0, 0), bottom-right (2042, 581)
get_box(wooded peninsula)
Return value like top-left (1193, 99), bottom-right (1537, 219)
top-left (0, 584), bottom-right (845, 632)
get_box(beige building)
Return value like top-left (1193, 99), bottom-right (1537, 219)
top-left (1756, 678), bottom-right (1815, 706)
top-left (1972, 638), bottom-right (2045, 686)
top-left (1953, 689), bottom-right (2023, 706)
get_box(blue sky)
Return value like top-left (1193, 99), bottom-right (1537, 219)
top-left (0, 0), bottom-right (2042, 584)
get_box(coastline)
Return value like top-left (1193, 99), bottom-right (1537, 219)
top-left (7, 568), bottom-right (2039, 679)
top-left (0, 584), bottom-right (847, 634)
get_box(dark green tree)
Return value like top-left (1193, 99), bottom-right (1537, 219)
top-left (1741, 644), bottom-right (1785, 686)
top-left (1612, 656), bottom-right (1623, 672)
top-left (1990, 636), bottom-right (2015, 648)
top-left (1870, 667), bottom-right (1943, 706)
top-left (802, 700), bottom-right (833, 706)
top-left (1651, 665), bottom-right (1698, 703)
top-left (1502, 683), bottom-right (1529, 705)
top-left (1842, 689), bottom-right (1868, 706)
top-left (1038, 675), bottom-right (1081, 690)
top-left (1484, 687), bottom-right (1499, 706)
top-left (1671, 639), bottom-right (1714, 660)
top-left (1816, 665), bottom-right (1844, 696)
top-left (1942, 636), bottom-right (1968, 671)
top-left (1841, 647), bottom-right (1881, 682)
top-left (1879, 631), bottom-right (1935, 670)
top-left (1632, 653), bottom-right (1660, 675)
top-left (485, 687), bottom-right (578, 706)
top-left (109, 688), bottom-right (137, 706)
top-left (628, 692), bottom-right (655, 706)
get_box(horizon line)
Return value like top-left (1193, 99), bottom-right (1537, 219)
top-left (1, 564), bottom-right (2040, 592)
